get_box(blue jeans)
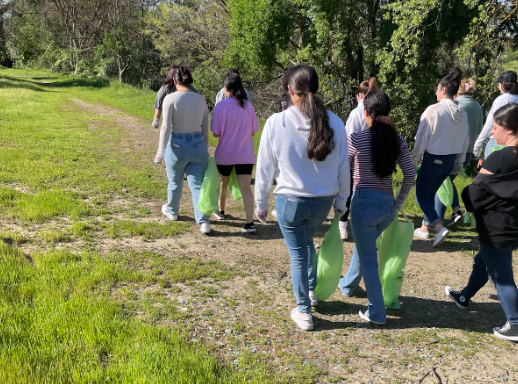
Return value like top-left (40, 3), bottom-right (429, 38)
top-left (461, 243), bottom-right (518, 324)
top-left (340, 189), bottom-right (395, 323)
top-left (415, 152), bottom-right (457, 226)
top-left (434, 153), bottom-right (473, 220)
top-left (484, 138), bottom-right (498, 159)
top-left (275, 194), bottom-right (335, 313)
top-left (164, 132), bottom-right (210, 224)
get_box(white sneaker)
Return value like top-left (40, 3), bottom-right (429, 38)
top-left (433, 227), bottom-right (449, 247)
top-left (309, 290), bottom-right (318, 307)
top-left (339, 221), bottom-right (348, 240)
top-left (359, 310), bottom-right (386, 325)
top-left (413, 228), bottom-right (429, 240)
top-left (200, 222), bottom-right (211, 234)
top-left (162, 204), bottom-right (178, 221)
top-left (291, 307), bottom-right (313, 331)
top-left (271, 209), bottom-right (277, 218)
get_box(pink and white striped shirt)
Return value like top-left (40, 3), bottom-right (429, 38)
top-left (349, 131), bottom-right (415, 199)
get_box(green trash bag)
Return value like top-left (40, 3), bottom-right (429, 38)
top-left (197, 157), bottom-right (220, 216)
top-left (377, 212), bottom-right (414, 309)
top-left (463, 211), bottom-right (476, 226)
top-left (437, 176), bottom-right (454, 206)
top-left (315, 216), bottom-right (344, 301)
top-left (229, 168), bottom-right (242, 202)
top-left (491, 145), bottom-right (505, 153)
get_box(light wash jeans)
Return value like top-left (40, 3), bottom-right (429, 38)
top-left (275, 194), bottom-right (335, 313)
top-left (461, 243), bottom-right (518, 324)
top-left (339, 189), bottom-right (394, 323)
top-left (434, 153), bottom-right (473, 220)
top-left (164, 131), bottom-right (210, 224)
top-left (415, 152), bottom-right (456, 226)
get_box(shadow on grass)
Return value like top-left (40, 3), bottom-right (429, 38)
top-left (46, 77), bottom-right (109, 89)
top-left (0, 76), bottom-right (50, 92)
top-left (312, 297), bottom-right (506, 334)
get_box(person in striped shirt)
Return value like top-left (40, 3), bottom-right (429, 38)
top-left (339, 89), bottom-right (415, 325)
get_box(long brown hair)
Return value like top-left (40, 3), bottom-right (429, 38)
top-left (286, 65), bottom-right (335, 161)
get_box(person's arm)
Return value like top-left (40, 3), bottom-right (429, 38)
top-left (210, 104), bottom-right (221, 138)
top-left (245, 89), bottom-right (253, 106)
top-left (474, 97), bottom-right (503, 157)
top-left (152, 86), bottom-right (166, 129)
top-left (202, 103), bottom-right (209, 145)
top-left (410, 111), bottom-right (434, 166)
top-left (344, 109), bottom-right (359, 137)
top-left (453, 124), bottom-right (469, 173)
top-left (155, 96), bottom-right (174, 164)
top-left (250, 104), bottom-right (260, 136)
top-left (214, 88), bottom-right (225, 106)
top-left (334, 120), bottom-right (350, 214)
top-left (254, 119), bottom-right (277, 214)
top-left (395, 137), bottom-right (416, 210)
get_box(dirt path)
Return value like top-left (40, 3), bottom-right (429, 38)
top-left (42, 99), bottom-right (518, 382)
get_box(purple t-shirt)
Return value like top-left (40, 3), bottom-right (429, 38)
top-left (210, 97), bottom-right (260, 165)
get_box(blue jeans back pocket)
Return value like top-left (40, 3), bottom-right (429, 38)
top-left (279, 196), bottom-right (301, 223)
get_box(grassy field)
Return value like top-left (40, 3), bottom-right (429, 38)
top-left (0, 69), bottom-right (280, 383)
top-left (3, 68), bottom-right (507, 383)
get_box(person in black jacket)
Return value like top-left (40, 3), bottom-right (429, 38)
top-left (445, 103), bottom-right (518, 341)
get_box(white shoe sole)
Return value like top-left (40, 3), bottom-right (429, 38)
top-left (358, 310), bottom-right (386, 325)
top-left (161, 205), bottom-right (177, 221)
top-left (493, 328), bottom-right (518, 341)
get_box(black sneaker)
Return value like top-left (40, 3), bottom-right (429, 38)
top-left (242, 222), bottom-right (256, 233)
top-left (213, 210), bottom-right (225, 220)
top-left (493, 321), bottom-right (518, 341)
top-left (446, 211), bottom-right (464, 228)
top-left (445, 286), bottom-right (469, 309)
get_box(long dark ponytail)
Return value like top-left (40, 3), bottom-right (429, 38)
top-left (223, 73), bottom-right (247, 108)
top-left (286, 65), bottom-right (334, 161)
top-left (363, 89), bottom-right (401, 178)
top-left (164, 65), bottom-right (179, 92)
top-left (439, 67), bottom-right (463, 98)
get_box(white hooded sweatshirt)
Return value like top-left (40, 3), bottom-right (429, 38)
top-left (411, 98), bottom-right (469, 166)
top-left (255, 106), bottom-right (350, 213)
top-left (345, 99), bottom-right (368, 136)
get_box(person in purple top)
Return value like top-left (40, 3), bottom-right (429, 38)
top-left (210, 73), bottom-right (260, 232)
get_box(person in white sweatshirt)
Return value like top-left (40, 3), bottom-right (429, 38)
top-left (412, 68), bottom-right (469, 247)
top-left (473, 71), bottom-right (518, 159)
top-left (340, 77), bottom-right (378, 240)
top-left (255, 65), bottom-right (350, 331)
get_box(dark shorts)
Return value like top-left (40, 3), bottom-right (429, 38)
top-left (216, 164), bottom-right (254, 177)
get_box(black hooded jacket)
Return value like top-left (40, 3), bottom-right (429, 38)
top-left (462, 170), bottom-right (518, 248)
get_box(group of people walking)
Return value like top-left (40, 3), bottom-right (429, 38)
top-left (151, 65), bottom-right (518, 341)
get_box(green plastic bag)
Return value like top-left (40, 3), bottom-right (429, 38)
top-left (315, 216), bottom-right (344, 301)
top-left (377, 212), bottom-right (414, 309)
top-left (437, 176), bottom-right (454, 206)
top-left (229, 168), bottom-right (242, 202)
top-left (197, 157), bottom-right (220, 215)
top-left (491, 145), bottom-right (505, 153)
top-left (463, 211), bottom-right (476, 226)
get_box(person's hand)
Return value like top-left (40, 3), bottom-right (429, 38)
top-left (452, 163), bottom-right (462, 175)
top-left (255, 210), bottom-right (268, 223)
top-left (477, 159), bottom-right (484, 168)
top-left (152, 117), bottom-right (160, 130)
top-left (394, 195), bottom-right (406, 212)
top-left (334, 209), bottom-right (344, 218)
top-left (154, 152), bottom-right (163, 165)
top-left (473, 146), bottom-right (482, 158)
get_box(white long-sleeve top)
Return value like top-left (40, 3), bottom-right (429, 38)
top-left (411, 99), bottom-right (469, 166)
top-left (157, 91), bottom-right (209, 156)
top-left (473, 92), bottom-right (518, 154)
top-left (255, 106), bottom-right (350, 213)
top-left (345, 99), bottom-right (367, 136)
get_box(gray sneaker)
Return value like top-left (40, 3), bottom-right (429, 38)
top-left (493, 321), bottom-right (518, 341)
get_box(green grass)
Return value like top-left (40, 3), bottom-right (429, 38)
top-left (0, 242), bottom-right (278, 383)
top-left (0, 69), bottom-right (300, 383)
